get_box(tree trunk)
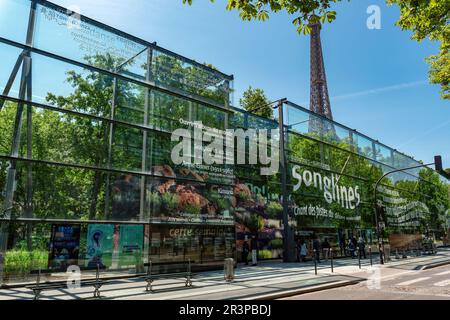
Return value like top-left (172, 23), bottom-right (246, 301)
top-left (89, 171), bottom-right (102, 220)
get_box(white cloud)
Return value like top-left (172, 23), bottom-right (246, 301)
top-left (397, 118), bottom-right (450, 149)
top-left (331, 80), bottom-right (428, 101)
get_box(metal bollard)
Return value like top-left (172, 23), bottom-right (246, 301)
top-left (369, 247), bottom-right (373, 267)
top-left (330, 248), bottom-right (334, 273)
top-left (358, 251), bottom-right (361, 269)
top-left (313, 249), bottom-right (318, 275)
top-left (224, 258), bottom-right (235, 282)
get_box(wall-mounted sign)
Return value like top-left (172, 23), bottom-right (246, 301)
top-left (292, 165), bottom-right (361, 209)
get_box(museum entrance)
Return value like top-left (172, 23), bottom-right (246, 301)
top-left (294, 228), bottom-right (376, 260)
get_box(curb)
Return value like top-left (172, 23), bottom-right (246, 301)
top-left (239, 278), bottom-right (364, 300)
top-left (421, 259), bottom-right (450, 270)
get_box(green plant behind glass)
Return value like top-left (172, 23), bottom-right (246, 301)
top-left (162, 192), bottom-right (180, 212)
top-left (183, 203), bottom-right (202, 216)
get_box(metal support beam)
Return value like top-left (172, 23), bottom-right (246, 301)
top-left (103, 77), bottom-right (117, 219)
top-left (0, 0), bottom-right (36, 285)
top-left (0, 52), bottom-right (25, 110)
top-left (140, 47), bottom-right (153, 221)
top-left (25, 55), bottom-right (33, 251)
top-left (278, 98), bottom-right (294, 262)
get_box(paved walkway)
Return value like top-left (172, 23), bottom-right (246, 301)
top-left (0, 249), bottom-right (448, 300)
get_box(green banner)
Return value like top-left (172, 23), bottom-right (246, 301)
top-left (119, 225), bottom-right (144, 267)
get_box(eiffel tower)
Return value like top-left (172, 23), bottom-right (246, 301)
top-left (308, 15), bottom-right (334, 135)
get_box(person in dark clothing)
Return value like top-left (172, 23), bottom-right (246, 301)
top-left (242, 240), bottom-right (250, 265)
top-left (358, 237), bottom-right (367, 259)
top-left (348, 239), bottom-right (356, 258)
top-left (296, 240), bottom-right (301, 262)
top-left (313, 237), bottom-right (321, 263)
top-left (340, 234), bottom-right (346, 256)
top-left (351, 236), bottom-right (358, 254)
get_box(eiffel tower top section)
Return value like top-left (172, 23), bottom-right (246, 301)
top-left (309, 15), bottom-right (333, 121)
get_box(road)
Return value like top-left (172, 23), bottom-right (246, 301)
top-left (281, 264), bottom-right (450, 300)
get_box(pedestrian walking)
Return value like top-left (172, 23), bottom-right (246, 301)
top-left (299, 241), bottom-right (308, 262)
top-left (348, 239), bottom-right (356, 258)
top-left (339, 235), bottom-right (346, 257)
top-left (351, 236), bottom-right (358, 250)
top-left (358, 236), bottom-right (366, 259)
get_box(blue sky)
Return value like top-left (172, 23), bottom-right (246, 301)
top-left (3, 0), bottom-right (450, 167)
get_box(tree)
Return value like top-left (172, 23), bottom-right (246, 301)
top-left (387, 0), bottom-right (449, 99)
top-left (239, 86), bottom-right (273, 118)
top-left (182, 0), bottom-right (340, 34)
top-left (183, 0), bottom-right (449, 99)
top-left (45, 53), bottom-right (138, 220)
top-left (416, 169), bottom-right (450, 232)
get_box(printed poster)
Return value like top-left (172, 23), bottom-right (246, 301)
top-left (86, 224), bottom-right (114, 268)
top-left (48, 224), bottom-right (81, 270)
top-left (119, 225), bottom-right (144, 267)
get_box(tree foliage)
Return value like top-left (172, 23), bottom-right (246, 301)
top-left (416, 169), bottom-right (450, 231)
top-left (387, 0), bottom-right (450, 99)
top-left (239, 86), bottom-right (273, 118)
top-left (182, 0), bottom-right (341, 34)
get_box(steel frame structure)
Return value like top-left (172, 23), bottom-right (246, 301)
top-left (0, 0), bottom-right (447, 283)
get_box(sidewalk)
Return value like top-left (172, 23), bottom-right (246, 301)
top-left (0, 249), bottom-right (448, 300)
top-left (0, 262), bottom-right (364, 300)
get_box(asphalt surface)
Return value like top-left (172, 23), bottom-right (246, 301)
top-left (281, 264), bottom-right (450, 300)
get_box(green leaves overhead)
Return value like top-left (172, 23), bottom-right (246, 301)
top-left (183, 0), bottom-right (341, 34)
top-left (183, 0), bottom-right (449, 100)
top-left (387, 0), bottom-right (449, 100)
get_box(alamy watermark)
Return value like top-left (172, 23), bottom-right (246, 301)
top-left (66, 5), bottom-right (81, 30)
top-left (66, 265), bottom-right (81, 289)
top-left (366, 266), bottom-right (381, 290)
top-left (366, 5), bottom-right (381, 30)
top-left (171, 120), bottom-right (280, 176)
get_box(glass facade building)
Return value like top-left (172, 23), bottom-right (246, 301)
top-left (0, 0), bottom-right (448, 285)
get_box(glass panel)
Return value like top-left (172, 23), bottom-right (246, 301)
top-left (0, 0), bottom-right (232, 106)
top-left (0, 101), bottom-right (18, 156)
top-left (31, 52), bottom-right (113, 118)
top-left (376, 143), bottom-right (393, 167)
top-left (34, 2), bottom-right (147, 75)
top-left (0, 43), bottom-right (26, 99)
top-left (1, 221), bottom-right (152, 285)
top-left (334, 125), bottom-right (352, 149)
top-left (355, 133), bottom-right (374, 160)
top-left (0, 0), bottom-right (30, 44)
top-left (152, 49), bottom-right (228, 105)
